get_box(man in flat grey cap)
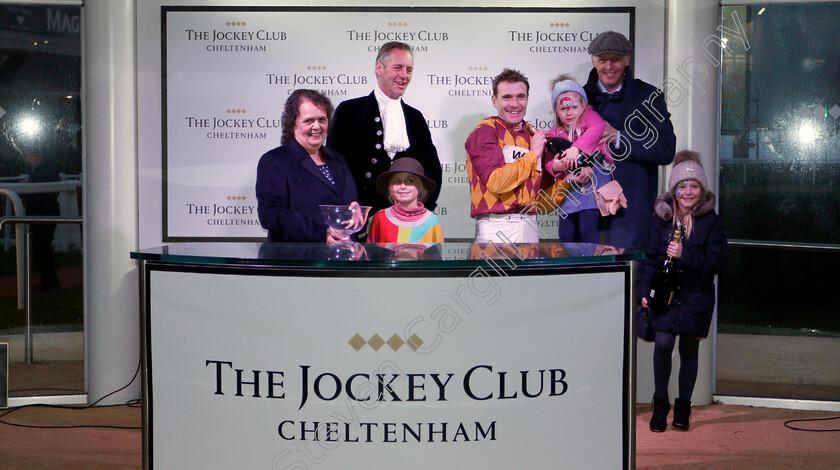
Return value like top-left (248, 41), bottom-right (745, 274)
top-left (583, 31), bottom-right (676, 251)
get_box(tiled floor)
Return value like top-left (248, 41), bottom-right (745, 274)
top-left (1, 402), bottom-right (839, 469)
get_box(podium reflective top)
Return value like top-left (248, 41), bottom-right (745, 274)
top-left (131, 242), bottom-right (642, 269)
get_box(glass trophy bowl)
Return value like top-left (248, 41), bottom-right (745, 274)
top-left (319, 204), bottom-right (372, 239)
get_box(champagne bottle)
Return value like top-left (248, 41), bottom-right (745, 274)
top-left (647, 224), bottom-right (684, 314)
top-left (546, 137), bottom-right (609, 169)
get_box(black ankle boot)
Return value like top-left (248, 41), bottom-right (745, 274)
top-left (672, 398), bottom-right (691, 430)
top-left (650, 395), bottom-right (670, 432)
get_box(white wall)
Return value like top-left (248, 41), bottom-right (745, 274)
top-left (84, 0), bottom-right (140, 405)
top-left (135, 0), bottom-right (669, 247)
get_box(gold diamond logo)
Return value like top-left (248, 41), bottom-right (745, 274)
top-left (386, 334), bottom-right (404, 351)
top-left (407, 334), bottom-right (423, 350)
top-left (348, 334), bottom-right (365, 351)
top-left (368, 334), bottom-right (385, 351)
top-left (350, 333), bottom-right (424, 352)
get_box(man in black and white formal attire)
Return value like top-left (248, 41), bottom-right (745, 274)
top-left (327, 41), bottom-right (442, 215)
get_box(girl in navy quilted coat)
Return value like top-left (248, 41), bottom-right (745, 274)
top-left (637, 150), bottom-right (727, 432)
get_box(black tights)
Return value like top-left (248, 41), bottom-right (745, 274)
top-left (653, 331), bottom-right (700, 401)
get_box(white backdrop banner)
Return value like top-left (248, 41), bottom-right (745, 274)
top-left (147, 266), bottom-right (630, 469)
top-left (162, 7), bottom-right (633, 240)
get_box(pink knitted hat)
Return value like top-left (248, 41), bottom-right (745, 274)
top-left (669, 150), bottom-right (708, 193)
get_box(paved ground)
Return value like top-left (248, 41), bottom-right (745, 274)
top-left (0, 402), bottom-right (838, 469)
top-left (635, 404), bottom-right (840, 469)
top-left (0, 404), bottom-right (141, 470)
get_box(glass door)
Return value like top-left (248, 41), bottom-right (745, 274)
top-left (0, 3), bottom-right (83, 401)
top-left (718, 3), bottom-right (840, 401)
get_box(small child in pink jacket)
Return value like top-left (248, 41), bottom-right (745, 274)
top-left (544, 74), bottom-right (615, 243)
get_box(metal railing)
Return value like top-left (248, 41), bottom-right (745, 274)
top-left (0, 216), bottom-right (83, 364)
top-left (1, 181), bottom-right (83, 252)
top-left (728, 239), bottom-right (840, 252)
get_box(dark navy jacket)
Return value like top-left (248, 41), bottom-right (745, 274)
top-left (584, 67), bottom-right (677, 250)
top-left (256, 139), bottom-right (358, 242)
top-left (637, 192), bottom-right (728, 338)
top-left (326, 91), bottom-right (442, 214)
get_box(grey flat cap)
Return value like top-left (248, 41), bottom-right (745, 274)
top-left (588, 31), bottom-right (632, 56)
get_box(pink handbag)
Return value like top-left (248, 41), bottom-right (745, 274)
top-left (594, 180), bottom-right (628, 216)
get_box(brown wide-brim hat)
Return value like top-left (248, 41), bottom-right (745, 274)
top-left (375, 157), bottom-right (436, 198)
